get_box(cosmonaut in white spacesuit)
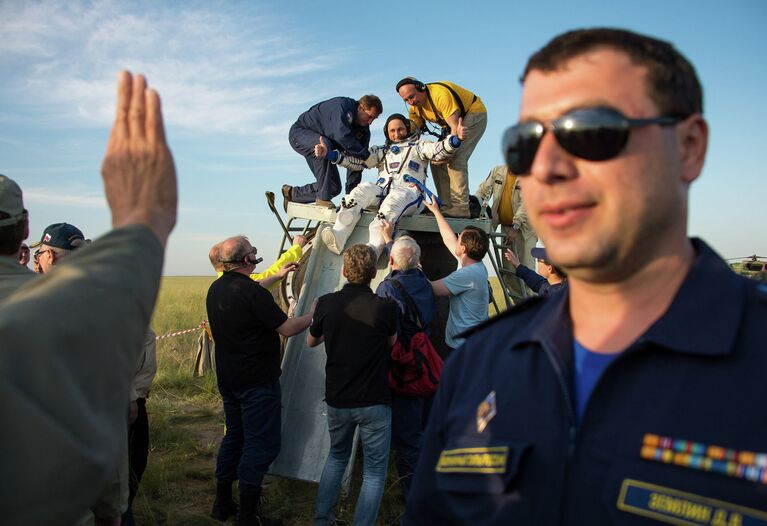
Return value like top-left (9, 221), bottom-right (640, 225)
top-left (314, 113), bottom-right (465, 256)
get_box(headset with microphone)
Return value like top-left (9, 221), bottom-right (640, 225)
top-left (395, 77), bottom-right (426, 93)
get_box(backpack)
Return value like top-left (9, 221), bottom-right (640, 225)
top-left (387, 280), bottom-right (444, 397)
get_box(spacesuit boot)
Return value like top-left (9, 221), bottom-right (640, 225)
top-left (321, 197), bottom-right (363, 255)
top-left (367, 213), bottom-right (388, 259)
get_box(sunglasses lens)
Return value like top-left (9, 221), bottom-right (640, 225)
top-left (554, 108), bottom-right (630, 161)
top-left (503, 121), bottom-right (544, 175)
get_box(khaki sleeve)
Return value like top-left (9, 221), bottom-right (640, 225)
top-left (475, 167), bottom-right (496, 199)
top-left (132, 327), bottom-right (158, 400)
top-left (0, 224), bottom-right (163, 525)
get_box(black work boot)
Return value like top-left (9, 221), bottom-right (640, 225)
top-left (237, 486), bottom-right (283, 526)
top-left (211, 480), bottom-right (238, 521)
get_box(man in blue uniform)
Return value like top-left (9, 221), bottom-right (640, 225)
top-left (406, 28), bottom-right (767, 525)
top-left (504, 246), bottom-right (567, 297)
top-left (285, 95), bottom-right (383, 208)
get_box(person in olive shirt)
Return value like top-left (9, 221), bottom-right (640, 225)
top-left (0, 175), bottom-right (36, 299)
top-left (206, 235), bottom-right (313, 526)
top-left (0, 70), bottom-right (177, 525)
top-left (307, 244), bottom-right (398, 526)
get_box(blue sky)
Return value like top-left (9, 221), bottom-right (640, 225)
top-left (2, 0), bottom-right (765, 275)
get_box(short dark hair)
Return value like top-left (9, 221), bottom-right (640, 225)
top-left (522, 28), bottom-right (703, 117)
top-left (460, 226), bottom-right (488, 261)
top-left (358, 95), bottom-right (383, 115)
top-left (343, 244), bottom-right (377, 285)
top-left (0, 211), bottom-right (25, 256)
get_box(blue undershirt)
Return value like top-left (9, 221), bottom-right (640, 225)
top-left (573, 340), bottom-right (619, 424)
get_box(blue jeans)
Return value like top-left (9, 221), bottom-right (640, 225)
top-left (315, 404), bottom-right (392, 526)
top-left (216, 382), bottom-right (281, 491)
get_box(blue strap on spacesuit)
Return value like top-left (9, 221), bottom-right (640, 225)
top-left (403, 174), bottom-right (443, 207)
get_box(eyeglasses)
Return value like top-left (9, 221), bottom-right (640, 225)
top-left (502, 107), bottom-right (683, 175)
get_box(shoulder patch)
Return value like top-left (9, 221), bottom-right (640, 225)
top-left (437, 446), bottom-right (509, 474)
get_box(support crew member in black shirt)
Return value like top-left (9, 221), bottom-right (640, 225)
top-left (206, 235), bottom-right (313, 526)
top-left (308, 244), bottom-right (398, 526)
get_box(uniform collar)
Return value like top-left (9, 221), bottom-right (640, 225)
top-left (511, 238), bottom-right (742, 358)
top-left (388, 267), bottom-right (423, 278)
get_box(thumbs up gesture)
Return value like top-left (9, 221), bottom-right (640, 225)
top-left (314, 136), bottom-right (328, 158)
top-left (455, 117), bottom-right (467, 141)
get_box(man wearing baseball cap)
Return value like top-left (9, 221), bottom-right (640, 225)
top-left (30, 222), bottom-right (89, 274)
top-left (504, 246), bottom-right (567, 297)
top-left (0, 174), bottom-right (35, 299)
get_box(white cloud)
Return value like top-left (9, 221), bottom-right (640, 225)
top-left (24, 188), bottom-right (106, 208)
top-left (0, 0), bottom-right (353, 138)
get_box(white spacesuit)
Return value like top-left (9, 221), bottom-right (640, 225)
top-left (320, 123), bottom-right (460, 256)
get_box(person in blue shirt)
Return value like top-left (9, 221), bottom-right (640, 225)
top-left (285, 95), bottom-right (382, 209)
top-left (504, 246), bottom-right (567, 297)
top-left (375, 233), bottom-right (436, 501)
top-left (405, 28), bottom-right (767, 525)
top-left (421, 195), bottom-right (489, 355)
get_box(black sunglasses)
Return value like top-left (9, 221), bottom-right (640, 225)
top-left (502, 107), bottom-right (683, 175)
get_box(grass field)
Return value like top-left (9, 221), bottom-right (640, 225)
top-left (135, 276), bottom-right (507, 525)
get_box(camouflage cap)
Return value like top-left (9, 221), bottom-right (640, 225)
top-left (0, 174), bottom-right (27, 227)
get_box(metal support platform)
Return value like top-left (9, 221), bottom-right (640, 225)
top-left (267, 197), bottom-right (513, 483)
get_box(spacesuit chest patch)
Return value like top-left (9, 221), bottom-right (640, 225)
top-left (408, 160), bottom-right (420, 171)
top-left (389, 162), bottom-right (400, 169)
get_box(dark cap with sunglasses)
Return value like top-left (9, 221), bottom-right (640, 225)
top-left (502, 106), bottom-right (682, 175)
top-left (30, 223), bottom-right (87, 251)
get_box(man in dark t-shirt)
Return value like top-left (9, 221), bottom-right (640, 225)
top-left (307, 244), bottom-right (397, 526)
top-left (206, 235), bottom-right (313, 525)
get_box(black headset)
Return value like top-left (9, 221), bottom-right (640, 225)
top-left (396, 77), bottom-right (426, 93)
top-left (384, 113), bottom-right (417, 142)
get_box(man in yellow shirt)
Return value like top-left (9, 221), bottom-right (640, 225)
top-left (210, 234), bottom-right (306, 290)
top-left (396, 78), bottom-right (487, 218)
top-left (475, 165), bottom-right (538, 304)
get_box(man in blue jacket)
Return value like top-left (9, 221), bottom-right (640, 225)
top-left (285, 95), bottom-right (383, 209)
top-left (406, 28), bottom-right (767, 525)
top-left (376, 232), bottom-right (436, 501)
top-left (504, 246), bottom-right (567, 297)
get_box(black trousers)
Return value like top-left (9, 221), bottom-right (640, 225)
top-left (122, 398), bottom-right (149, 526)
